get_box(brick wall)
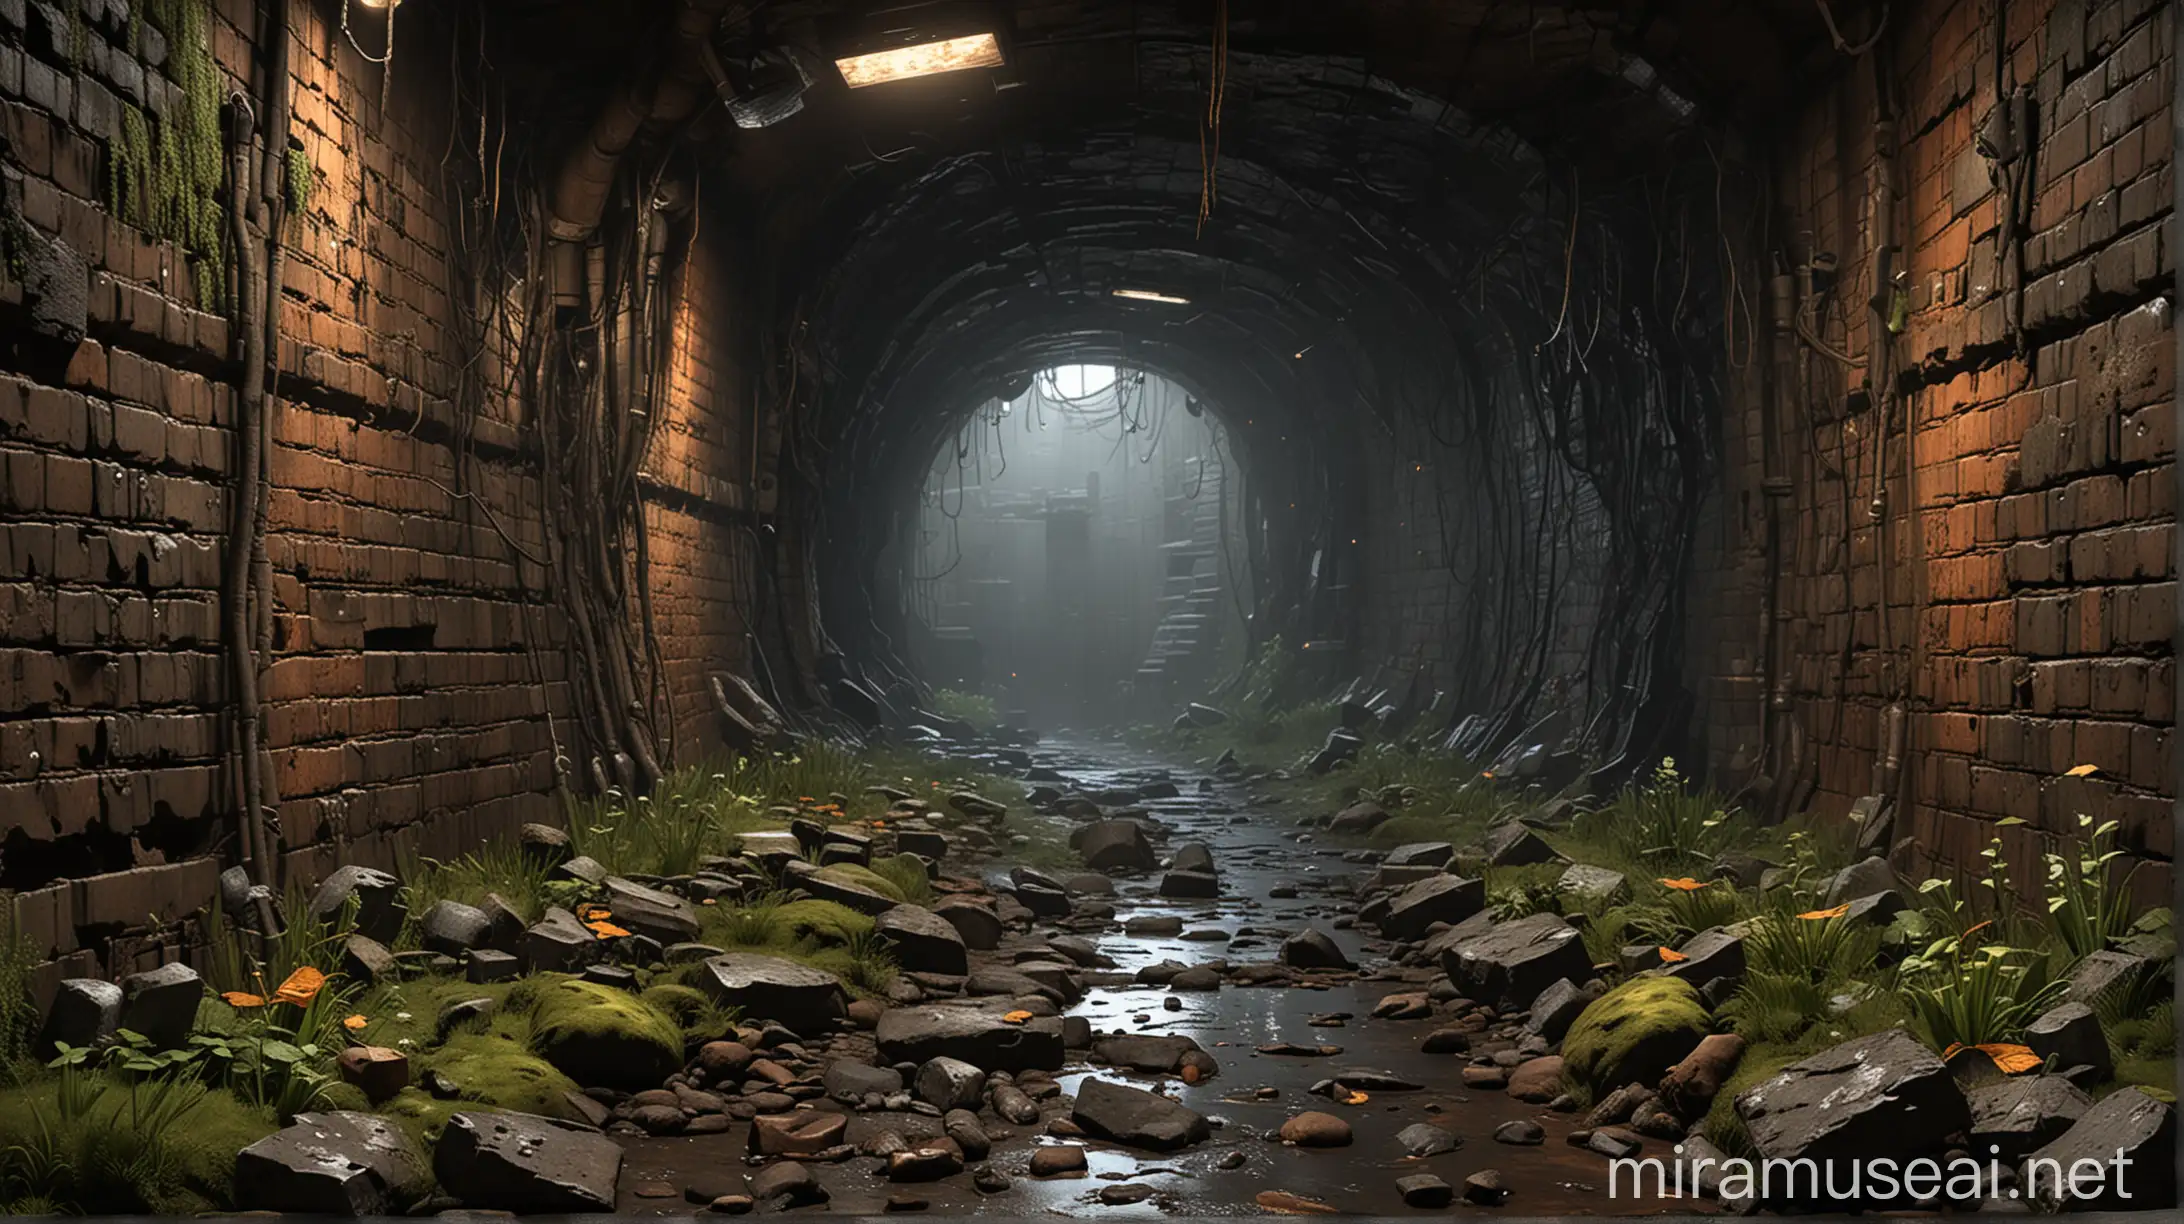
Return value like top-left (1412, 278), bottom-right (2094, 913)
top-left (0, 0), bottom-right (758, 984)
top-left (1698, 0), bottom-right (2173, 906)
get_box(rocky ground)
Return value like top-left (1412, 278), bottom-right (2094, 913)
top-left (31, 735), bottom-right (2175, 1217)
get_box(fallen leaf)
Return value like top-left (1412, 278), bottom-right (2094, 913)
top-left (1002, 1010), bottom-right (1033, 1025)
top-left (1658, 877), bottom-right (1710, 891)
top-left (1341, 1090), bottom-right (1370, 1105)
top-left (1941, 1043), bottom-right (1966, 1061)
top-left (2064, 764), bottom-right (2099, 777)
top-left (1797, 904), bottom-right (1851, 920)
top-left (1658, 947), bottom-right (1689, 963)
top-left (272, 966), bottom-right (326, 1006)
top-left (223, 991), bottom-right (266, 1008)
top-left (1972, 1043), bottom-right (2043, 1074)
top-left (585, 920), bottom-right (631, 939)
top-left (342, 1014), bottom-right (368, 1031)
top-left (1256, 1190), bottom-right (1338, 1215)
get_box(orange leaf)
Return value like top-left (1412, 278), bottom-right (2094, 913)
top-left (1002, 1010), bottom-right (1033, 1025)
top-left (1972, 1043), bottom-right (2043, 1074)
top-left (585, 920), bottom-right (630, 939)
top-left (1941, 1043), bottom-right (1966, 1061)
top-left (222, 991), bottom-right (266, 1008)
top-left (1962, 920), bottom-right (1993, 938)
top-left (1658, 877), bottom-right (1710, 891)
top-left (342, 1014), bottom-right (368, 1031)
top-left (2064, 764), bottom-right (2099, 777)
top-left (1658, 946), bottom-right (1689, 963)
top-left (870, 820), bottom-right (886, 830)
top-left (1480, 770), bottom-right (1496, 779)
top-left (1341, 1090), bottom-right (1370, 1105)
top-left (272, 966), bottom-right (326, 1006)
top-left (1797, 904), bottom-right (1851, 920)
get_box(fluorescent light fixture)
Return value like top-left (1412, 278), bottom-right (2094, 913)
top-left (1112, 288), bottom-right (1190, 305)
top-left (836, 33), bottom-right (1004, 88)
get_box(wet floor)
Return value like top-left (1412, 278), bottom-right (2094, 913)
top-left (615, 737), bottom-right (1717, 1216)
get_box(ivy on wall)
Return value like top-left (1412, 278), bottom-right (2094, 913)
top-left (102, 0), bottom-right (229, 311)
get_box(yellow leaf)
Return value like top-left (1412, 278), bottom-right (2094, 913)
top-left (222, 991), bottom-right (266, 1008)
top-left (1658, 947), bottom-right (1689, 963)
top-left (2064, 764), bottom-right (2099, 777)
top-left (1002, 1010), bottom-right (1033, 1025)
top-left (272, 966), bottom-right (326, 1006)
top-left (342, 1014), bottom-right (368, 1031)
top-left (1658, 877), bottom-right (1710, 892)
top-left (585, 920), bottom-right (630, 939)
top-left (1973, 1043), bottom-right (2043, 1074)
top-left (1341, 1090), bottom-right (1369, 1105)
top-left (1797, 904), bottom-right (1851, 920)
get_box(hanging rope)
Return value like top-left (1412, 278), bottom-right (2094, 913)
top-left (1196, 0), bottom-right (1228, 236)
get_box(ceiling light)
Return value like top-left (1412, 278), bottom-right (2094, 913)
top-left (1112, 288), bottom-right (1189, 305)
top-left (835, 33), bottom-right (1004, 88)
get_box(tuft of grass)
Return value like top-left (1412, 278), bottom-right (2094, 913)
top-left (931, 688), bottom-right (998, 727)
top-left (867, 854), bottom-right (936, 905)
top-left (0, 1070), bottom-right (278, 1213)
top-left (0, 908), bottom-right (39, 1086)
top-left (399, 841), bottom-right (553, 935)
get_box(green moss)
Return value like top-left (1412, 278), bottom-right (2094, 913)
top-left (868, 853), bottom-right (936, 904)
top-left (284, 146), bottom-right (314, 215)
top-left (812, 863), bottom-right (906, 903)
top-left (639, 982), bottom-right (733, 1045)
top-left (0, 1076), bottom-right (278, 1213)
top-left (387, 1030), bottom-right (585, 1141)
top-left (1561, 975), bottom-right (1712, 1102)
top-left (773, 899), bottom-right (874, 945)
top-left (124, 0), bottom-right (228, 312)
top-left (1700, 1042), bottom-right (1809, 1157)
top-left (526, 977), bottom-right (682, 1091)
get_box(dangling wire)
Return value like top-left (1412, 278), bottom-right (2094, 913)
top-left (1196, 0), bottom-right (1228, 236)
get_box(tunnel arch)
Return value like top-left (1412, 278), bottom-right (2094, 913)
top-left (745, 56), bottom-right (1739, 774)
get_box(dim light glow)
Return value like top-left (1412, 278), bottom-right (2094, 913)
top-left (836, 33), bottom-right (1004, 88)
top-left (1112, 288), bottom-right (1190, 305)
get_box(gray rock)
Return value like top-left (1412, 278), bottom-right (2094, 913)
top-left (1280, 926), bottom-right (1353, 970)
top-left (1397, 1173), bottom-right (1453, 1207)
top-left (1523, 978), bottom-right (1591, 1043)
top-left (37, 978), bottom-right (121, 1056)
top-left (466, 949), bottom-right (522, 983)
top-left (1556, 864), bottom-right (1630, 906)
top-left (117, 962), bottom-right (202, 1049)
top-left (1071, 1076), bottom-right (1211, 1151)
top-left (552, 855), bottom-right (609, 886)
top-left (1734, 1029), bottom-right (1968, 1171)
top-left (1384, 841), bottom-right (1454, 868)
top-left (665, 941), bottom-right (726, 965)
top-left (520, 823), bottom-right (572, 867)
top-left (932, 899), bottom-right (1004, 950)
top-left (942, 1109), bottom-right (991, 1161)
top-left (435, 997), bottom-right (497, 1044)
top-left (1823, 857), bottom-right (1905, 910)
top-left (1159, 869), bottom-right (1220, 898)
top-left (432, 1110), bottom-right (622, 1213)
top-left (1659, 926), bottom-right (1746, 992)
top-left (1441, 912), bottom-right (1592, 1012)
top-left (1480, 823), bottom-right (1559, 866)
top-left (875, 905), bottom-right (970, 976)
top-left (913, 1056), bottom-right (986, 1111)
top-left (308, 866), bottom-right (406, 944)
top-left (824, 1060), bottom-right (903, 1103)
top-left (875, 1004), bottom-right (1066, 1072)
top-left (236, 1110), bottom-right (431, 1216)
top-left (342, 935), bottom-right (401, 986)
top-left (1968, 1076), bottom-right (2092, 1160)
top-left (1327, 800), bottom-right (1386, 833)
top-left (523, 907), bottom-right (598, 973)
top-left (1368, 864), bottom-right (1446, 892)
top-left (1493, 1120), bottom-right (1545, 1146)
top-left (2025, 1002), bottom-right (2112, 1082)
top-left (420, 900), bottom-right (493, 955)
top-left (602, 876), bottom-right (702, 944)
top-left (748, 1160), bottom-right (826, 1205)
top-left (1092, 1034), bottom-right (1211, 1074)
top-left (1378, 873), bottom-right (1486, 941)
top-left (1072, 819), bottom-right (1157, 871)
top-left (2022, 1087), bottom-right (2175, 1209)
top-left (1170, 842), bottom-right (1215, 874)
top-left (694, 953), bottom-right (847, 1033)
top-left (1011, 882), bottom-right (1072, 918)
top-left (2063, 948), bottom-right (2161, 1005)
top-left (1397, 1121), bottom-right (1460, 1156)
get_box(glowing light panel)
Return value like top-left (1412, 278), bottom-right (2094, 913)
top-left (1111, 288), bottom-right (1190, 305)
top-left (835, 33), bottom-right (1004, 88)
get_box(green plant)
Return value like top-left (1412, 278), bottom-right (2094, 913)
top-left (0, 909), bottom-right (38, 1085)
top-left (2043, 814), bottom-right (2138, 959)
top-left (867, 853), bottom-right (936, 905)
top-left (930, 688), bottom-right (998, 727)
top-left (1906, 943), bottom-right (2065, 1052)
top-left (1581, 758), bottom-right (1734, 868)
top-left (0, 1060), bottom-right (269, 1214)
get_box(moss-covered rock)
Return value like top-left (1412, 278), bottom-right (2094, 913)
top-left (386, 1031), bottom-right (586, 1142)
top-left (527, 976), bottom-right (682, 1090)
top-left (868, 853), bottom-right (935, 901)
top-left (1561, 975), bottom-right (1711, 1100)
top-left (806, 863), bottom-right (907, 913)
top-left (640, 982), bottom-right (729, 1045)
top-left (775, 899), bottom-right (876, 945)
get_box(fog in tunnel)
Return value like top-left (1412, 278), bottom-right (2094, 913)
top-left (903, 367), bottom-right (1247, 730)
